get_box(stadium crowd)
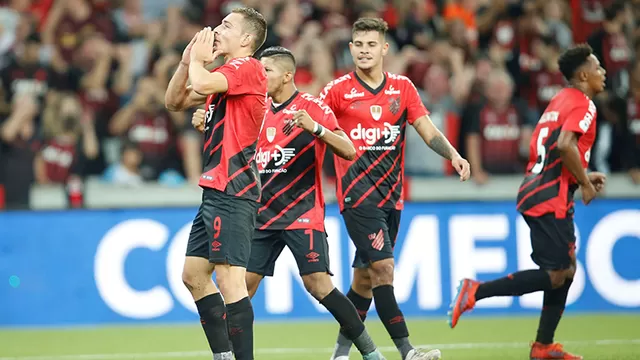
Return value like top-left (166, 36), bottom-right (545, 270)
top-left (0, 0), bottom-right (638, 209)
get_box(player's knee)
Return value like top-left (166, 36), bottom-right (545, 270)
top-left (547, 270), bottom-right (567, 289)
top-left (302, 272), bottom-right (334, 300)
top-left (215, 264), bottom-right (248, 302)
top-left (368, 258), bottom-right (395, 286)
top-left (182, 259), bottom-right (213, 293)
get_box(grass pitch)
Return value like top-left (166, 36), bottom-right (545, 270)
top-left (0, 314), bottom-right (638, 359)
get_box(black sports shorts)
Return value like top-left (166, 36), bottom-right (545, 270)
top-left (342, 206), bottom-right (401, 268)
top-left (523, 213), bottom-right (577, 270)
top-left (247, 229), bottom-right (332, 276)
top-left (186, 188), bottom-right (258, 267)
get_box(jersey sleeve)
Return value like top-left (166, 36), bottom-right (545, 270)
top-left (318, 82), bottom-right (341, 115)
top-left (214, 61), bottom-right (254, 96)
top-left (403, 79), bottom-right (429, 124)
top-left (562, 100), bottom-right (595, 134)
top-left (317, 106), bottom-right (341, 132)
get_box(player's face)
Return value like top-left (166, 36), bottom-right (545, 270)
top-left (261, 57), bottom-right (288, 96)
top-left (213, 13), bottom-right (245, 55)
top-left (585, 54), bottom-right (606, 94)
top-left (349, 31), bottom-right (388, 71)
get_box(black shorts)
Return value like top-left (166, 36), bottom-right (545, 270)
top-left (523, 213), bottom-right (577, 270)
top-left (342, 206), bottom-right (401, 268)
top-left (186, 188), bottom-right (258, 267)
top-left (246, 229), bottom-right (332, 277)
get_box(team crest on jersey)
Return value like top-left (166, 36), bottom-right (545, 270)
top-left (266, 127), bottom-right (277, 142)
top-left (370, 105), bottom-right (382, 121)
top-left (388, 97), bottom-right (401, 115)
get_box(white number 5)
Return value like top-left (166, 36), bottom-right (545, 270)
top-left (531, 127), bottom-right (549, 174)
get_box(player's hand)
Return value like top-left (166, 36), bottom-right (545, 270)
top-left (581, 182), bottom-right (597, 205)
top-left (292, 110), bottom-right (315, 132)
top-left (452, 155), bottom-right (471, 182)
top-left (181, 33), bottom-right (198, 65)
top-left (588, 172), bottom-right (607, 192)
top-left (192, 108), bottom-right (206, 133)
top-left (190, 27), bottom-right (215, 64)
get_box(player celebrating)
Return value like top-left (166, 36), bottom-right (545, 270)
top-left (243, 45), bottom-right (385, 360)
top-left (320, 18), bottom-right (471, 360)
top-left (164, 8), bottom-right (267, 360)
top-left (448, 45), bottom-right (607, 360)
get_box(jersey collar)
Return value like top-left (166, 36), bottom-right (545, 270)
top-left (271, 91), bottom-right (300, 114)
top-left (354, 71), bottom-right (387, 95)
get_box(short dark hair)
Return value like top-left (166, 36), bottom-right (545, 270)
top-left (232, 7), bottom-right (267, 53)
top-left (258, 46), bottom-right (296, 67)
top-left (352, 18), bottom-right (388, 37)
top-left (558, 44), bottom-right (593, 82)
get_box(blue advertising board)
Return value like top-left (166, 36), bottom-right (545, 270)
top-left (1, 200), bottom-right (639, 327)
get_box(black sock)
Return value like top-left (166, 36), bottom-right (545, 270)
top-left (195, 293), bottom-right (231, 354)
top-left (475, 269), bottom-right (553, 300)
top-left (226, 297), bottom-right (254, 360)
top-left (536, 278), bottom-right (572, 344)
top-left (346, 288), bottom-right (372, 322)
top-left (372, 285), bottom-right (410, 339)
top-left (321, 288), bottom-right (376, 355)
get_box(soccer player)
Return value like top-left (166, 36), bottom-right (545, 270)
top-left (448, 44), bottom-right (607, 360)
top-left (242, 45), bottom-right (385, 360)
top-left (164, 8), bottom-right (267, 360)
top-left (320, 18), bottom-right (471, 360)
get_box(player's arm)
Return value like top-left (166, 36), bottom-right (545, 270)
top-left (188, 63), bottom-right (229, 96)
top-left (164, 62), bottom-right (207, 111)
top-left (291, 109), bottom-right (356, 161)
top-left (412, 115), bottom-right (463, 162)
top-left (558, 104), bottom-right (599, 203)
top-left (557, 131), bottom-right (591, 186)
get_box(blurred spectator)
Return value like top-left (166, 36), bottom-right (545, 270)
top-left (102, 139), bottom-right (144, 186)
top-left (35, 92), bottom-right (98, 184)
top-left (1, 0), bottom-right (639, 210)
top-left (525, 36), bottom-right (566, 117)
top-left (109, 76), bottom-right (184, 181)
top-left (0, 31), bottom-right (54, 209)
top-left (587, 0), bottom-right (631, 98)
top-left (461, 69), bottom-right (535, 184)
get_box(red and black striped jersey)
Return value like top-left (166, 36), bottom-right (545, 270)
top-left (517, 88), bottom-right (597, 218)
top-left (319, 72), bottom-right (429, 211)
top-left (199, 57), bottom-right (268, 201)
top-left (255, 91), bottom-right (340, 231)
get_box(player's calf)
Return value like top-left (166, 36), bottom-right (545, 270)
top-left (352, 267), bottom-right (373, 298)
top-left (216, 264), bottom-right (254, 360)
top-left (368, 258), bottom-right (425, 360)
top-left (301, 273), bottom-right (379, 358)
top-left (183, 257), bottom-right (232, 359)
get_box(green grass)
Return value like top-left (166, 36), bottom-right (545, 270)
top-left (1, 314), bottom-right (639, 359)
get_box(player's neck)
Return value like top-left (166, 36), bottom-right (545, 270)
top-left (272, 85), bottom-right (298, 104)
top-left (224, 50), bottom-right (253, 62)
top-left (570, 83), bottom-right (594, 99)
top-left (355, 67), bottom-right (385, 88)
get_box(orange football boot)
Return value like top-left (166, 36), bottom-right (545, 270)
top-left (530, 342), bottom-right (583, 359)
top-left (447, 279), bottom-right (480, 329)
